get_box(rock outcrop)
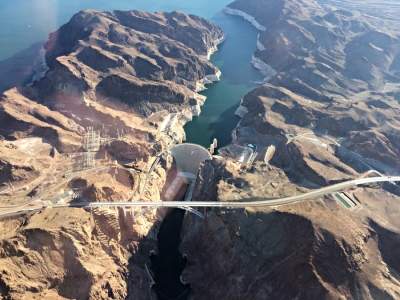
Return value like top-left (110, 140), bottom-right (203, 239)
top-left (178, 1), bottom-right (400, 299)
top-left (180, 157), bottom-right (400, 300)
top-left (0, 209), bottom-right (128, 300)
top-left (0, 8), bottom-right (225, 299)
top-left (0, 9), bottom-right (224, 153)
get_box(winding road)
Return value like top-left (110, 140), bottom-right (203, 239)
top-left (0, 165), bottom-right (110, 209)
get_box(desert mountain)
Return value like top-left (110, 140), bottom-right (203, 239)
top-left (1, 1), bottom-right (400, 299)
top-left (1, 9), bottom-right (223, 152)
top-left (0, 9), bottom-right (224, 299)
top-left (228, 0), bottom-right (400, 99)
top-left (179, 0), bottom-right (400, 299)
top-left (223, 0), bottom-right (400, 175)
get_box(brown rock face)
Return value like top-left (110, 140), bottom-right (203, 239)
top-left (180, 159), bottom-right (400, 299)
top-left (0, 87), bottom-right (83, 152)
top-left (0, 209), bottom-right (128, 300)
top-left (228, 0), bottom-right (400, 99)
top-left (39, 9), bottom-right (223, 116)
top-left (288, 139), bottom-right (356, 186)
top-left (0, 8), bottom-right (224, 299)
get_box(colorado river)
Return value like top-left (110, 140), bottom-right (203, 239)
top-left (149, 12), bottom-right (263, 299)
top-left (150, 208), bottom-right (190, 300)
top-left (184, 12), bottom-right (264, 149)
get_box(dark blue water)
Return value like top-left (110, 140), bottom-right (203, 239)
top-left (150, 208), bottom-right (189, 300)
top-left (184, 12), bottom-right (264, 149)
top-left (0, 0), bottom-right (232, 62)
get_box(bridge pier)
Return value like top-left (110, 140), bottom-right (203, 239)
top-left (123, 206), bottom-right (126, 218)
top-left (131, 206), bottom-right (134, 218)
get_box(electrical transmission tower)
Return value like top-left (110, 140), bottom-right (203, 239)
top-left (82, 126), bottom-right (101, 169)
top-left (83, 126), bottom-right (101, 152)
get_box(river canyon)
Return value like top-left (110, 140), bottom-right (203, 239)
top-left (1, 0), bottom-right (400, 299)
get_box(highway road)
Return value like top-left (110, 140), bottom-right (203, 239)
top-left (0, 158), bottom-right (56, 195)
top-left (286, 133), bottom-right (373, 173)
top-left (1, 176), bottom-right (398, 218)
top-left (0, 166), bottom-right (110, 209)
top-left (138, 157), bottom-right (160, 200)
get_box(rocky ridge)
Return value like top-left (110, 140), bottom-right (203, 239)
top-left (176, 0), bottom-right (400, 299)
top-left (1, 1), bottom-right (400, 299)
top-left (0, 9), bottom-right (224, 299)
top-left (1, 9), bottom-right (224, 150)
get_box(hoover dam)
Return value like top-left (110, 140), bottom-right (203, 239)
top-left (169, 144), bottom-right (212, 175)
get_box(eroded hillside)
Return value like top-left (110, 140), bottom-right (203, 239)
top-left (0, 9), bottom-right (224, 299)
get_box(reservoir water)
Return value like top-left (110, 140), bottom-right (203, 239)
top-left (0, 1), bottom-right (263, 299)
top-left (184, 12), bottom-right (264, 149)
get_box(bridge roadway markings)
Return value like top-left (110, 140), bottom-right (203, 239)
top-left (1, 176), bottom-right (399, 218)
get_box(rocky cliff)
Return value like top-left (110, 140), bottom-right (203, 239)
top-left (0, 209), bottom-right (128, 300)
top-left (0, 8), bottom-right (224, 299)
top-left (0, 9), bottom-right (224, 152)
top-left (180, 158), bottom-right (400, 300)
top-left (177, 0), bottom-right (400, 299)
top-left (222, 0), bottom-right (400, 175)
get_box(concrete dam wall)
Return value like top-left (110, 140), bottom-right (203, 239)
top-left (169, 143), bottom-right (212, 175)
